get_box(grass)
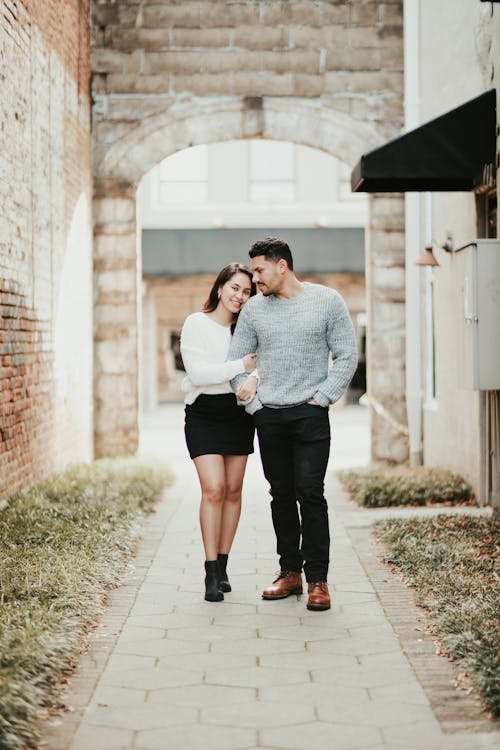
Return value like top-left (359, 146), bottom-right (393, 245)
top-left (338, 466), bottom-right (475, 507)
top-left (375, 514), bottom-right (499, 718)
top-left (0, 457), bottom-right (172, 750)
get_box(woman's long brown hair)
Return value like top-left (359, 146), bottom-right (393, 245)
top-left (203, 263), bottom-right (256, 319)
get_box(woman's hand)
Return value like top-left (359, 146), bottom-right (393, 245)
top-left (237, 376), bottom-right (258, 403)
top-left (243, 353), bottom-right (257, 373)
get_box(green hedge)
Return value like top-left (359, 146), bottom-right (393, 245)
top-left (376, 515), bottom-right (499, 717)
top-left (338, 467), bottom-right (475, 508)
top-left (0, 458), bottom-right (172, 750)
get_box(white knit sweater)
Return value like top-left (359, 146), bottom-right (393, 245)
top-left (180, 312), bottom-right (247, 405)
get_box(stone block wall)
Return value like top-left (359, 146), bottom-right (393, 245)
top-left (0, 1), bottom-right (93, 499)
top-left (91, 0), bottom-right (404, 143)
top-left (93, 179), bottom-right (139, 456)
top-left (366, 193), bottom-right (407, 463)
top-left (90, 0), bottom-right (406, 461)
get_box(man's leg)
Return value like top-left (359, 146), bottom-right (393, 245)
top-left (292, 404), bottom-right (331, 583)
top-left (255, 407), bottom-right (302, 574)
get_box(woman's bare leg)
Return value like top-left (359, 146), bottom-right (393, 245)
top-left (193, 454), bottom-right (226, 561)
top-left (218, 455), bottom-right (248, 555)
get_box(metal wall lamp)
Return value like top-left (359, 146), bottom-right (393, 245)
top-left (415, 233), bottom-right (455, 266)
top-left (415, 244), bottom-right (439, 266)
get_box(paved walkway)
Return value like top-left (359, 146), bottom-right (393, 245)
top-left (41, 405), bottom-right (498, 750)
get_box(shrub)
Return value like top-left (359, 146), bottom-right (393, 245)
top-left (337, 467), bottom-right (475, 508)
top-left (376, 515), bottom-right (499, 717)
top-left (0, 457), bottom-right (172, 750)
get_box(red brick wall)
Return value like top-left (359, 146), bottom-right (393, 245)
top-left (0, 1), bottom-right (93, 500)
top-left (0, 279), bottom-right (52, 493)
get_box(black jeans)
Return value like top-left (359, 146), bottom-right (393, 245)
top-left (254, 403), bottom-right (331, 582)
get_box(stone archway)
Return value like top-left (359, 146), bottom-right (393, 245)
top-left (93, 95), bottom-right (407, 463)
top-left (95, 96), bottom-right (382, 181)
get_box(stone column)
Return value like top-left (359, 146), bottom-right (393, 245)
top-left (141, 285), bottom-right (158, 413)
top-left (93, 179), bottom-right (140, 457)
top-left (366, 194), bottom-right (409, 464)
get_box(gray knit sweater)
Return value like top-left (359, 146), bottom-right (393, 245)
top-left (229, 282), bottom-right (358, 414)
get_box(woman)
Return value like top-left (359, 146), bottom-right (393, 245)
top-left (180, 263), bottom-right (258, 602)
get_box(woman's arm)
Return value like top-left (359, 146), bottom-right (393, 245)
top-left (180, 316), bottom-right (253, 386)
top-left (180, 344), bottom-right (247, 386)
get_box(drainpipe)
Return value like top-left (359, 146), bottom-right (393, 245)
top-left (404, 0), bottom-right (423, 466)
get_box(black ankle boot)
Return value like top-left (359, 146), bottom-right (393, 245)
top-left (204, 560), bottom-right (223, 602)
top-left (217, 553), bottom-right (231, 593)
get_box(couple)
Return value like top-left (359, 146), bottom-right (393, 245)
top-left (180, 237), bottom-right (358, 611)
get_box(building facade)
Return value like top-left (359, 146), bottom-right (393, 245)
top-left (0, 1), bottom-right (93, 499)
top-left (352, 0), bottom-right (500, 505)
top-left (4, 1), bottom-right (497, 505)
top-left (416, 0), bottom-right (499, 506)
top-left (91, 0), bottom-right (407, 462)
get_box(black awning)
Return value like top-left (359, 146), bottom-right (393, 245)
top-left (351, 89), bottom-right (496, 192)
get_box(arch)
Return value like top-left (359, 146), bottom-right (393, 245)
top-left (93, 95), bottom-right (407, 464)
top-left (95, 96), bottom-right (386, 185)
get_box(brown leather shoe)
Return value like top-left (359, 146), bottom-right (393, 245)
top-left (307, 581), bottom-right (331, 611)
top-left (262, 570), bottom-right (303, 600)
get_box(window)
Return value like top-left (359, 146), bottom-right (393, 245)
top-left (476, 187), bottom-right (497, 239)
top-left (159, 145), bottom-right (208, 204)
top-left (249, 141), bottom-right (295, 204)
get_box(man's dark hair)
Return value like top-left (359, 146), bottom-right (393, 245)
top-left (249, 237), bottom-right (294, 270)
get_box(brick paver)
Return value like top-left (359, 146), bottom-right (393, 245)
top-left (40, 405), bottom-right (499, 750)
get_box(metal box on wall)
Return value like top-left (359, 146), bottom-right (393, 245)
top-left (456, 240), bottom-right (500, 390)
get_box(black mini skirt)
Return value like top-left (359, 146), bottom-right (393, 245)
top-left (184, 393), bottom-right (255, 460)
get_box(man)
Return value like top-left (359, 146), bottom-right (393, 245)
top-left (229, 237), bottom-right (357, 611)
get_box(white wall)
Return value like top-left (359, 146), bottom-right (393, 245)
top-left (418, 0), bottom-right (500, 498)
